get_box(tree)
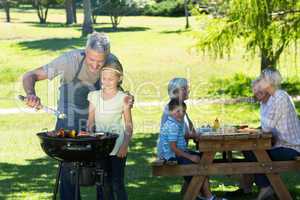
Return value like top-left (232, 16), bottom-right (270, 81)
top-left (65, 0), bottom-right (77, 24)
top-left (184, 0), bottom-right (190, 29)
top-left (72, 0), bottom-right (77, 23)
top-left (33, 0), bottom-right (63, 24)
top-left (65, 0), bottom-right (75, 24)
top-left (0, 0), bottom-right (14, 22)
top-left (193, 0), bottom-right (300, 71)
top-left (82, 0), bottom-right (93, 36)
top-left (91, 0), bottom-right (101, 24)
top-left (94, 0), bottom-right (136, 30)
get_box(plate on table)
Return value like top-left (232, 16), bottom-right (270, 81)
top-left (237, 127), bottom-right (259, 134)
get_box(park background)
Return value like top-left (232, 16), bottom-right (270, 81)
top-left (0, 0), bottom-right (300, 199)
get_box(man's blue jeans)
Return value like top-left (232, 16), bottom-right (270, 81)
top-left (59, 162), bottom-right (81, 200)
top-left (243, 147), bottom-right (300, 188)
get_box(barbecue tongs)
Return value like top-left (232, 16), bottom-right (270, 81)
top-left (17, 95), bottom-right (66, 119)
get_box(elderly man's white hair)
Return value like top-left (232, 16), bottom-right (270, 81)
top-left (260, 68), bottom-right (282, 89)
top-left (168, 78), bottom-right (188, 99)
top-left (86, 32), bottom-right (110, 54)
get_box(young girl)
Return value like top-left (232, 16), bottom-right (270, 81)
top-left (87, 59), bottom-right (133, 200)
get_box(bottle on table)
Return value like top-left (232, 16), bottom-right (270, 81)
top-left (212, 118), bottom-right (220, 132)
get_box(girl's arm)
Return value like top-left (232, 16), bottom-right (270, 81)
top-left (117, 96), bottom-right (133, 158)
top-left (87, 102), bottom-right (96, 133)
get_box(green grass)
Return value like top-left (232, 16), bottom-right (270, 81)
top-left (1, 8), bottom-right (299, 108)
top-left (1, 103), bottom-right (300, 199)
top-left (0, 9), bottom-right (299, 107)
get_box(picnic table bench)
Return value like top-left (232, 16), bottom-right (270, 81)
top-left (152, 131), bottom-right (300, 200)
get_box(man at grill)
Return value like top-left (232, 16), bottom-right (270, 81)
top-left (22, 32), bottom-right (132, 200)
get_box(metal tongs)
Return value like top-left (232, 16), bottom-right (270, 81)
top-left (17, 95), bottom-right (66, 119)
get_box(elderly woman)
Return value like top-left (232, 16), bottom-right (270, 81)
top-left (158, 78), bottom-right (228, 200)
top-left (253, 68), bottom-right (300, 200)
top-left (160, 78), bottom-right (196, 137)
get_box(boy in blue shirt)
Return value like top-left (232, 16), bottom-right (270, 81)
top-left (157, 99), bottom-right (223, 200)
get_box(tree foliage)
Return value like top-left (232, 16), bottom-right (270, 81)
top-left (93, 0), bottom-right (138, 30)
top-left (193, 0), bottom-right (300, 70)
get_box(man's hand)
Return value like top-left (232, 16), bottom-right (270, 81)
top-left (117, 144), bottom-right (128, 158)
top-left (124, 91), bottom-right (134, 109)
top-left (188, 154), bottom-right (200, 163)
top-left (25, 94), bottom-right (41, 109)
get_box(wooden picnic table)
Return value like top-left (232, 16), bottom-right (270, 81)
top-left (152, 131), bottom-right (300, 200)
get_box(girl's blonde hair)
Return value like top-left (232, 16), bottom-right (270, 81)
top-left (101, 58), bottom-right (124, 90)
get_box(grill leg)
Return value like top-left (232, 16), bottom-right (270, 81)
top-left (53, 161), bottom-right (62, 200)
top-left (75, 162), bottom-right (80, 200)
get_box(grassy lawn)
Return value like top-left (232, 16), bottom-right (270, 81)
top-left (1, 103), bottom-right (300, 199)
top-left (0, 9), bottom-right (300, 200)
top-left (1, 9), bottom-right (299, 108)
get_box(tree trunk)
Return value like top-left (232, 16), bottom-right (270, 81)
top-left (184, 0), bottom-right (189, 29)
top-left (260, 48), bottom-right (276, 71)
top-left (2, 0), bottom-right (10, 22)
top-left (36, 5), bottom-right (48, 24)
top-left (35, 0), bottom-right (48, 24)
top-left (92, 11), bottom-right (97, 24)
top-left (72, 0), bottom-right (77, 23)
top-left (111, 15), bottom-right (120, 31)
top-left (65, 0), bottom-right (74, 24)
top-left (82, 0), bottom-right (93, 37)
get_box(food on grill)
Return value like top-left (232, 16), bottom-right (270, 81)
top-left (46, 129), bottom-right (79, 138)
top-left (46, 130), bottom-right (57, 137)
top-left (78, 130), bottom-right (89, 137)
top-left (57, 128), bottom-right (65, 137)
top-left (67, 130), bottom-right (77, 138)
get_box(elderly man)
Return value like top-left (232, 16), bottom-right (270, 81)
top-left (227, 79), bottom-right (271, 197)
top-left (235, 69), bottom-right (300, 200)
top-left (252, 68), bottom-right (300, 200)
top-left (22, 32), bottom-right (132, 200)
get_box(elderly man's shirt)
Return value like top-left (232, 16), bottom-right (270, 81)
top-left (157, 116), bottom-right (187, 160)
top-left (42, 49), bottom-right (118, 84)
top-left (260, 89), bottom-right (300, 152)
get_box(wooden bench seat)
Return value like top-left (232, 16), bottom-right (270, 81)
top-left (151, 159), bottom-right (178, 167)
top-left (152, 159), bottom-right (300, 177)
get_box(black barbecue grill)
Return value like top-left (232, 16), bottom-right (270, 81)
top-left (36, 132), bottom-right (118, 200)
top-left (37, 132), bottom-right (118, 162)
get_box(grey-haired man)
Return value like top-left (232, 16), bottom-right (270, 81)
top-left (22, 32), bottom-right (132, 200)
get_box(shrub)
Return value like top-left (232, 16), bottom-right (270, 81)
top-left (208, 73), bottom-right (254, 98)
top-left (208, 73), bottom-right (300, 98)
top-left (281, 78), bottom-right (300, 96)
top-left (143, 0), bottom-right (185, 17)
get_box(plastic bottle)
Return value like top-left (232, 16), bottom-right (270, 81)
top-left (212, 118), bottom-right (220, 131)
